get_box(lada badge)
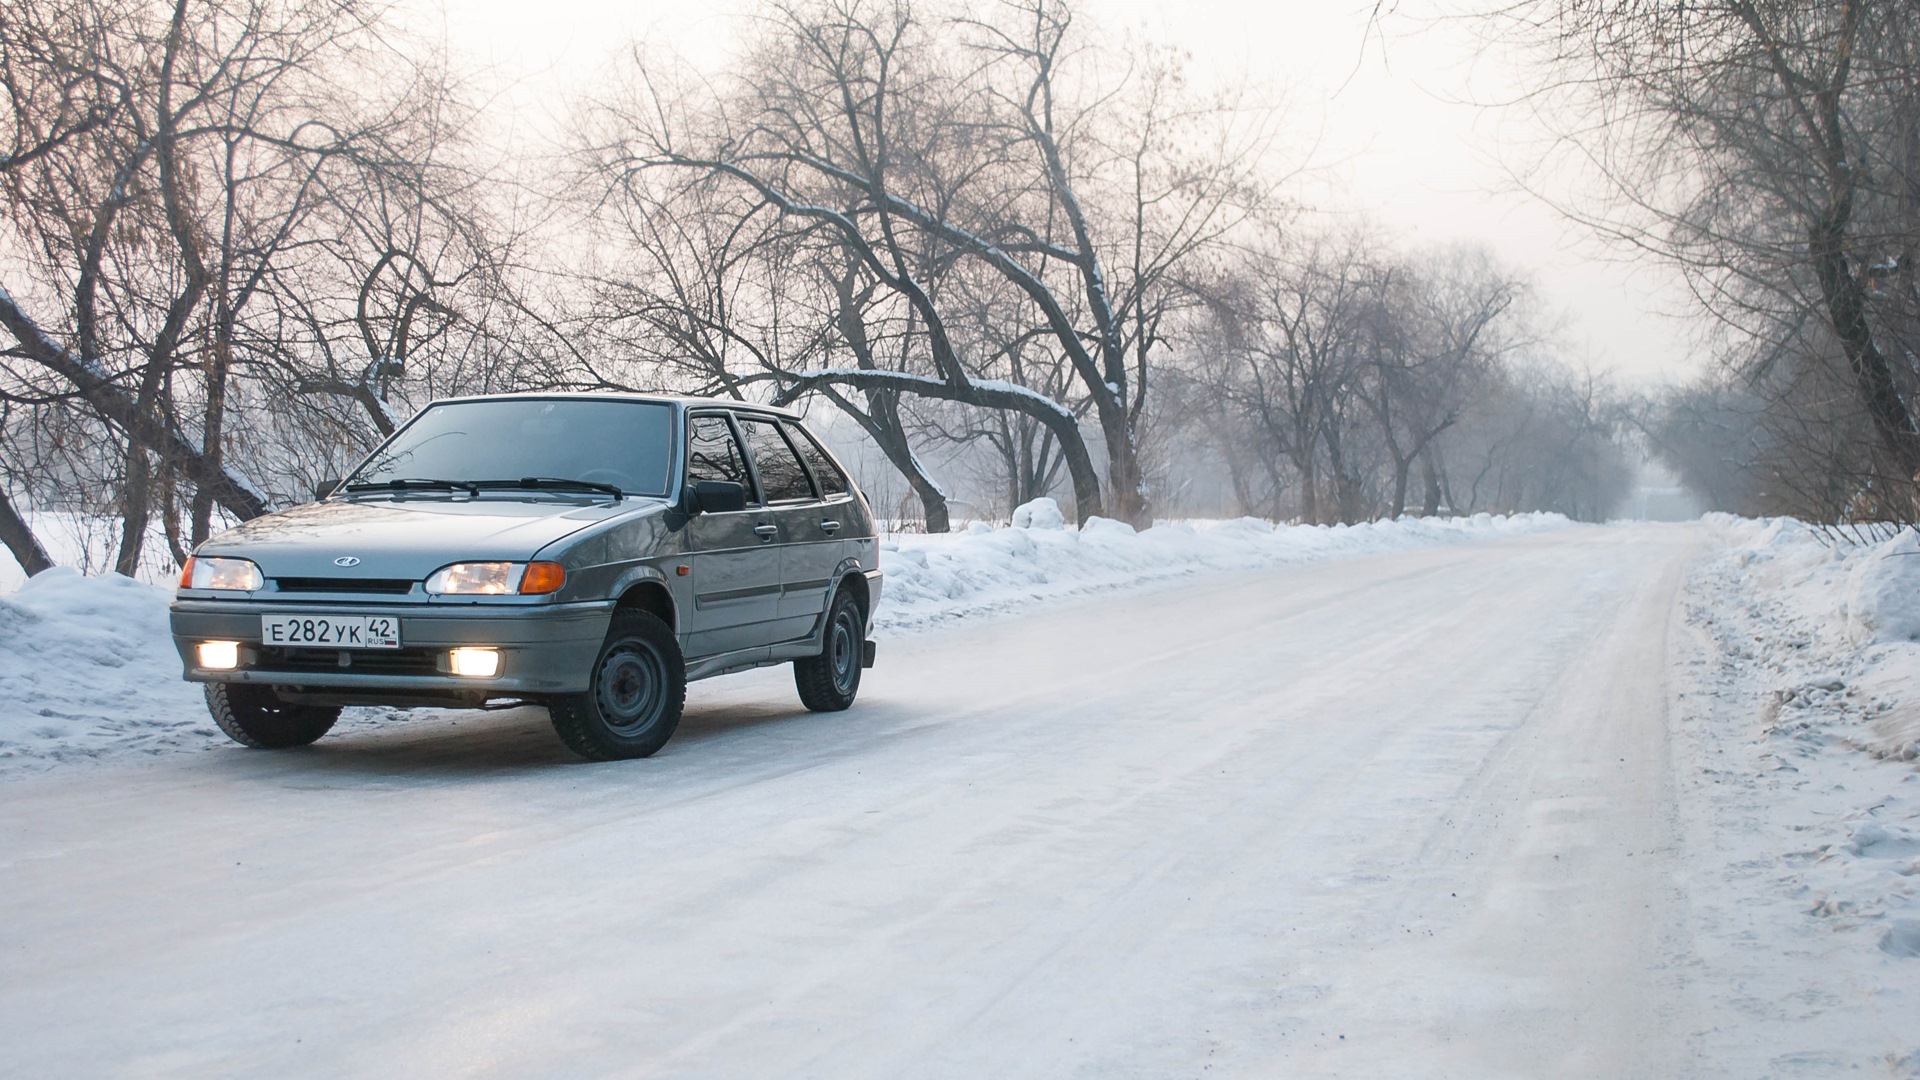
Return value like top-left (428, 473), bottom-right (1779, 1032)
top-left (333, 556), bottom-right (362, 567)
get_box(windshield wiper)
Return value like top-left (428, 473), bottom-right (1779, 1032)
top-left (342, 477), bottom-right (479, 495)
top-left (471, 477), bottom-right (624, 499)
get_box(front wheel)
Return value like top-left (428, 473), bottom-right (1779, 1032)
top-left (549, 610), bottom-right (686, 761)
top-left (205, 683), bottom-right (340, 749)
top-left (794, 589), bottom-right (864, 712)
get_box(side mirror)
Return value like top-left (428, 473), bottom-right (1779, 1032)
top-left (690, 479), bottom-right (747, 514)
top-left (314, 479), bottom-right (342, 500)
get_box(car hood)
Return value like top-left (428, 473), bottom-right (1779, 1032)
top-left (197, 496), bottom-right (663, 580)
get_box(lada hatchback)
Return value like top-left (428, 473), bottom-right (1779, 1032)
top-left (169, 393), bottom-right (882, 760)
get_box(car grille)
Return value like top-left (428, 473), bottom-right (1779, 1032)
top-left (273, 577), bottom-right (417, 595)
top-left (254, 646), bottom-right (444, 677)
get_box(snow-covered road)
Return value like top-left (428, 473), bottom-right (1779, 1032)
top-left (0, 524), bottom-right (1797, 1075)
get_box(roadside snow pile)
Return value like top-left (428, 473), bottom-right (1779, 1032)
top-left (0, 568), bottom-right (213, 766)
top-left (875, 500), bottom-right (1572, 631)
top-left (1675, 515), bottom-right (1920, 1068)
top-left (1844, 527), bottom-right (1920, 645)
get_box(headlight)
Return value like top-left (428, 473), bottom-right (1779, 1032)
top-left (182, 557), bottom-right (264, 592)
top-left (425, 561), bottom-right (566, 596)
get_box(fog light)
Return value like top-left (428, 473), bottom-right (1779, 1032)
top-left (448, 647), bottom-right (501, 678)
top-left (198, 640), bottom-right (241, 670)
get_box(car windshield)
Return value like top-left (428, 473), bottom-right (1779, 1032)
top-left (347, 399), bottom-right (675, 497)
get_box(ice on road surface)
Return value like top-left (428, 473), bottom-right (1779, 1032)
top-left (1, 521), bottom-right (1915, 1076)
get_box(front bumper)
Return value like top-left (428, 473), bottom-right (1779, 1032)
top-left (170, 599), bottom-right (615, 698)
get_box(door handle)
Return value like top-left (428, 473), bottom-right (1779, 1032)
top-left (818, 520), bottom-right (842, 535)
top-left (753, 524), bottom-right (779, 542)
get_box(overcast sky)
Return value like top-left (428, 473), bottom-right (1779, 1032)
top-left (426, 0), bottom-right (1700, 386)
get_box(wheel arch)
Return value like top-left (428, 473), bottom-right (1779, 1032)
top-left (833, 560), bottom-right (870, 622)
top-left (613, 575), bottom-right (677, 632)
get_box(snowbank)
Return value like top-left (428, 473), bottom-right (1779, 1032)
top-left (0, 568), bottom-right (213, 767)
top-left (874, 506), bottom-right (1572, 631)
top-left (1701, 514), bottom-right (1920, 762)
top-left (1675, 515), bottom-right (1920, 1059)
top-left (0, 510), bottom-right (1571, 771)
top-left (1844, 527), bottom-right (1920, 644)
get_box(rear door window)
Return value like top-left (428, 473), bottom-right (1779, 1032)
top-left (737, 416), bottom-right (816, 503)
top-left (785, 422), bottom-right (850, 498)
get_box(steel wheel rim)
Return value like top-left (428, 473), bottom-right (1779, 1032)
top-left (829, 610), bottom-right (858, 695)
top-left (597, 641), bottom-right (667, 736)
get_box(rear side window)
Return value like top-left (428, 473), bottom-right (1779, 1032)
top-left (738, 416), bottom-right (816, 503)
top-left (687, 414), bottom-right (753, 497)
top-left (786, 422), bottom-right (850, 497)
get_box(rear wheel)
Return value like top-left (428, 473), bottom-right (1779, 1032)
top-left (205, 683), bottom-right (340, 749)
top-left (549, 610), bottom-right (686, 760)
top-left (795, 588), bottom-right (863, 712)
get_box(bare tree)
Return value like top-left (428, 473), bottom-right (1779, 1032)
top-left (1494, 0), bottom-right (1920, 519)
top-left (1177, 222), bottom-right (1626, 523)
top-left (0, 0), bottom-right (524, 575)
top-left (579, 0), bottom-right (1269, 527)
top-left (1358, 248), bottom-right (1521, 516)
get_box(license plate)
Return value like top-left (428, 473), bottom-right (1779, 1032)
top-left (261, 614), bottom-right (401, 649)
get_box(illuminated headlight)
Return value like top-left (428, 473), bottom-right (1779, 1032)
top-left (448, 647), bottom-right (501, 678)
top-left (426, 562), bottom-right (523, 595)
top-left (424, 561), bottom-right (566, 596)
top-left (197, 640), bottom-right (241, 670)
top-left (185, 557), bottom-right (263, 592)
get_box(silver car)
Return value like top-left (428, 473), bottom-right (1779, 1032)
top-left (169, 393), bottom-right (882, 760)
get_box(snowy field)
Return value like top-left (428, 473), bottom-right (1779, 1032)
top-left (1, 512), bottom-right (1917, 1076)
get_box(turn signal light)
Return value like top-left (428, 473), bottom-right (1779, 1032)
top-left (518, 561), bottom-right (566, 595)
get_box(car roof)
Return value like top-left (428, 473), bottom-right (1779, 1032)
top-left (424, 390), bottom-right (805, 421)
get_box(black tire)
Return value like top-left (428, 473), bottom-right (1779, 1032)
top-left (548, 610), bottom-right (686, 761)
top-left (795, 588), bottom-right (864, 712)
top-left (205, 683), bottom-right (341, 749)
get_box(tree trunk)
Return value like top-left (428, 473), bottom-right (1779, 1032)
top-left (1811, 211), bottom-right (1920, 482)
top-left (161, 463), bottom-right (190, 567)
top-left (1387, 449), bottom-right (1412, 519)
top-left (0, 487), bottom-right (53, 576)
top-left (193, 335), bottom-right (231, 546)
top-left (825, 274), bottom-right (953, 533)
top-left (1014, 423), bottom-right (1031, 511)
top-left (1295, 454), bottom-right (1319, 525)
top-left (1319, 418), bottom-right (1364, 524)
top-left (914, 476), bottom-right (951, 532)
top-left (1094, 403), bottom-right (1150, 527)
top-left (859, 406), bottom-right (951, 533)
top-left (115, 441), bottom-right (150, 577)
top-left (1421, 451), bottom-right (1444, 517)
top-left (851, 407), bottom-right (951, 532)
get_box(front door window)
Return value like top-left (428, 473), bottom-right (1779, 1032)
top-left (687, 414), bottom-right (756, 497)
top-left (681, 413), bottom-right (780, 657)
